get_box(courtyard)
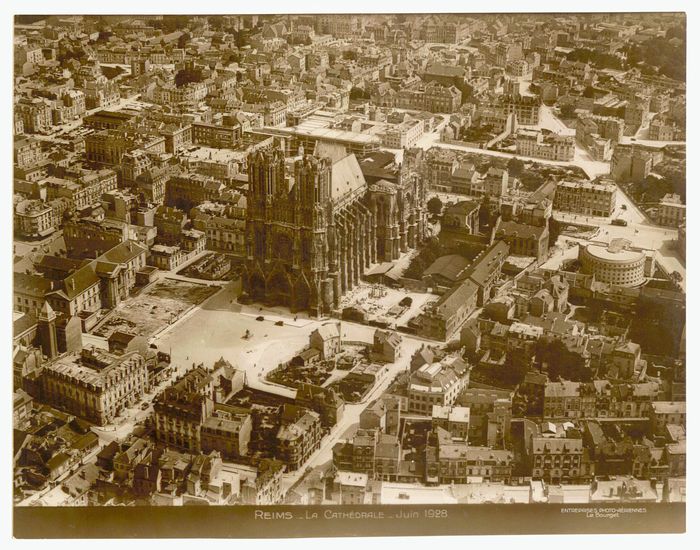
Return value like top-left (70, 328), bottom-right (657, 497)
top-left (339, 282), bottom-right (439, 327)
top-left (92, 279), bottom-right (219, 339)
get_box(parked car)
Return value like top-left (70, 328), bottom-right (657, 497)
top-left (611, 219), bottom-right (628, 226)
top-left (275, 320), bottom-right (284, 326)
top-left (256, 316), bottom-right (265, 321)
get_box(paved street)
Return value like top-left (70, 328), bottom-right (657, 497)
top-left (552, 184), bottom-right (683, 290)
top-left (408, 101), bottom-right (685, 289)
top-left (151, 277), bottom-right (430, 493)
top-left (13, 230), bottom-right (65, 259)
top-left (279, 326), bottom-right (424, 495)
top-left (17, 443), bottom-right (103, 506)
top-left (31, 93), bottom-right (142, 143)
top-left (413, 123), bottom-right (607, 178)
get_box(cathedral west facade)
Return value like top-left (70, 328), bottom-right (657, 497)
top-left (241, 144), bottom-right (426, 316)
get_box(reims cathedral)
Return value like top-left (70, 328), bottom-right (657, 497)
top-left (241, 144), bottom-right (427, 316)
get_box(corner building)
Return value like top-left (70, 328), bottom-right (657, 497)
top-left (242, 146), bottom-right (426, 316)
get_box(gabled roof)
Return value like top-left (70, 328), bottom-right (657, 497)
top-left (35, 254), bottom-right (86, 275)
top-left (57, 264), bottom-right (100, 300)
top-left (425, 63), bottom-right (465, 78)
top-left (330, 153), bottom-right (366, 200)
top-left (423, 254), bottom-right (471, 283)
top-left (374, 329), bottom-right (401, 348)
top-left (13, 311), bottom-right (37, 337)
top-left (465, 241), bottom-right (509, 287)
top-left (496, 220), bottom-right (546, 240)
top-left (94, 261), bottom-right (122, 277)
top-left (312, 322), bottom-right (340, 342)
top-left (433, 279), bottom-right (479, 319)
top-left (99, 240), bottom-right (147, 264)
top-left (14, 272), bottom-right (53, 297)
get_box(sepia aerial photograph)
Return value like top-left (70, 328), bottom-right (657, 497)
top-left (8, 7), bottom-right (687, 538)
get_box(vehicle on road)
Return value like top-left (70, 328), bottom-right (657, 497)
top-left (140, 403), bottom-right (149, 410)
top-left (256, 316), bottom-right (264, 321)
top-left (611, 219), bottom-right (628, 226)
top-left (621, 205), bottom-right (627, 210)
top-left (275, 320), bottom-right (284, 326)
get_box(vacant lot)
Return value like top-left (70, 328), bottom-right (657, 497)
top-left (340, 282), bottom-right (438, 327)
top-left (93, 279), bottom-right (219, 338)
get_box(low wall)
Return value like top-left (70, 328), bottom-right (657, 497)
top-left (399, 277), bottom-right (428, 293)
top-left (441, 137), bottom-right (486, 149)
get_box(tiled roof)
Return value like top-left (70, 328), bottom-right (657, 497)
top-left (433, 279), bottom-right (478, 318)
top-left (99, 240), bottom-right (147, 264)
top-left (423, 254), bottom-right (471, 282)
top-left (14, 272), bottom-right (53, 297)
top-left (58, 264), bottom-right (100, 300)
top-left (466, 241), bottom-right (509, 286)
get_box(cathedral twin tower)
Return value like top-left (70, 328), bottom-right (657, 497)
top-left (241, 144), bottom-right (426, 317)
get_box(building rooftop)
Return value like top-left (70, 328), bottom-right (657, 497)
top-left (585, 241), bottom-right (644, 263)
top-left (651, 401), bottom-right (686, 415)
top-left (423, 254), bottom-right (471, 283)
top-left (44, 350), bottom-right (143, 391)
top-left (558, 179), bottom-right (617, 193)
top-left (381, 483), bottom-right (458, 504)
top-left (184, 146), bottom-right (239, 164)
top-left (337, 471), bottom-right (368, 487)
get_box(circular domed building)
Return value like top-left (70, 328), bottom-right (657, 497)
top-left (579, 238), bottom-right (645, 287)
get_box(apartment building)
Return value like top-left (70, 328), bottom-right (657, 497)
top-left (381, 119), bottom-right (424, 149)
top-left (42, 349), bottom-right (149, 425)
top-left (554, 180), bottom-right (617, 217)
top-left (530, 427), bottom-right (584, 484)
top-left (650, 402), bottom-right (686, 436)
top-left (14, 199), bottom-right (56, 238)
top-left (277, 408), bottom-right (323, 471)
top-left (516, 129), bottom-right (575, 161)
top-left (407, 356), bottom-right (469, 414)
top-left (657, 193), bottom-right (686, 227)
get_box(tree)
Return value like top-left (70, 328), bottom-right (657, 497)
top-left (582, 85), bottom-right (597, 99)
top-left (548, 217), bottom-right (562, 248)
top-left (349, 86), bottom-right (368, 100)
top-left (207, 16), bottom-right (223, 31)
top-left (177, 32), bottom-right (191, 50)
top-left (535, 339), bottom-right (592, 382)
top-left (101, 66), bottom-right (124, 80)
top-left (512, 394), bottom-right (529, 417)
top-left (427, 196), bottom-right (443, 216)
top-left (625, 36), bottom-right (685, 81)
top-left (161, 15), bottom-right (190, 33)
top-left (175, 67), bottom-right (203, 88)
top-left (478, 195), bottom-right (491, 229)
top-left (559, 103), bottom-right (576, 119)
top-left (507, 157), bottom-right (525, 178)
